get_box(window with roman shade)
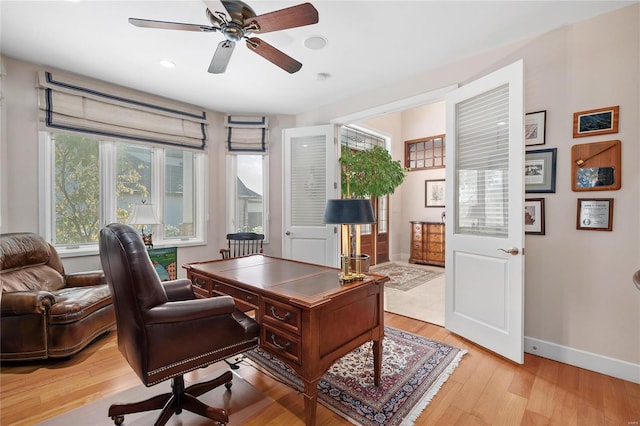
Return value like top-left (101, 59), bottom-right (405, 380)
top-left (37, 70), bottom-right (207, 150)
top-left (224, 115), bottom-right (268, 152)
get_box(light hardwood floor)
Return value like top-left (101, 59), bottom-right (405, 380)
top-left (1, 313), bottom-right (638, 425)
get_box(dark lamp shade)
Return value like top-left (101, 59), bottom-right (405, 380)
top-left (323, 199), bottom-right (376, 224)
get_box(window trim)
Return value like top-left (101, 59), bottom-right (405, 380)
top-left (39, 131), bottom-right (207, 257)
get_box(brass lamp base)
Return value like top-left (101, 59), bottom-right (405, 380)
top-left (338, 255), bottom-right (365, 283)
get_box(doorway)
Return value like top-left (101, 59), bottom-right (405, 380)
top-left (343, 98), bottom-right (451, 325)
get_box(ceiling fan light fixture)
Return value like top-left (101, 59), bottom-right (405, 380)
top-left (304, 35), bottom-right (327, 50)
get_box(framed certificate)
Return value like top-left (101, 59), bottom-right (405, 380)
top-left (576, 198), bottom-right (613, 231)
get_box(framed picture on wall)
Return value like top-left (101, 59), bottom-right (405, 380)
top-left (525, 110), bottom-right (546, 146)
top-left (577, 198), bottom-right (613, 231)
top-left (425, 179), bottom-right (445, 207)
top-left (524, 198), bottom-right (545, 235)
top-left (525, 148), bottom-right (557, 193)
top-left (573, 106), bottom-right (619, 138)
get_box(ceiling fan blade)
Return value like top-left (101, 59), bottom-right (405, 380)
top-left (247, 3), bottom-right (318, 34)
top-left (208, 40), bottom-right (236, 73)
top-left (246, 38), bottom-right (302, 74)
top-left (128, 17), bottom-right (217, 33)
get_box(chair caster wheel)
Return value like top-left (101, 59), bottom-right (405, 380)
top-left (112, 415), bottom-right (124, 425)
top-left (225, 381), bottom-right (232, 390)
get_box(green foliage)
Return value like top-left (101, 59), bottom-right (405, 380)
top-left (54, 135), bottom-right (101, 244)
top-left (53, 134), bottom-right (148, 245)
top-left (340, 145), bottom-right (408, 198)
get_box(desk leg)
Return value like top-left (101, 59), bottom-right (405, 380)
top-left (302, 379), bottom-right (319, 426)
top-left (373, 338), bottom-right (382, 386)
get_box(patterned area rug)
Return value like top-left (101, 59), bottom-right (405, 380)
top-left (371, 263), bottom-right (443, 291)
top-left (246, 326), bottom-right (466, 426)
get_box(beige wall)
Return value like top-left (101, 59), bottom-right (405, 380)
top-left (1, 5), bottom-right (638, 380)
top-left (298, 4), bottom-right (640, 377)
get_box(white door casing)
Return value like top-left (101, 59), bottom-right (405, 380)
top-left (282, 125), bottom-right (339, 266)
top-left (445, 60), bottom-right (525, 363)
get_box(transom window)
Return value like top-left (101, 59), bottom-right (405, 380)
top-left (405, 134), bottom-right (446, 170)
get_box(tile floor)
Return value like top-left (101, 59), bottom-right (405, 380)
top-left (381, 261), bottom-right (445, 327)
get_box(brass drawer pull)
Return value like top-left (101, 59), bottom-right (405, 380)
top-left (246, 295), bottom-right (254, 302)
top-left (193, 278), bottom-right (203, 288)
top-left (270, 306), bottom-right (291, 321)
top-left (270, 334), bottom-right (291, 351)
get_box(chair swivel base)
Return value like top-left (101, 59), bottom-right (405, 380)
top-left (109, 370), bottom-right (233, 426)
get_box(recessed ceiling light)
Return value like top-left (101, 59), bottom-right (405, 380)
top-left (304, 35), bottom-right (327, 50)
top-left (159, 59), bottom-right (176, 68)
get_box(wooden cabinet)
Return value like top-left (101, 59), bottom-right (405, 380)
top-left (409, 221), bottom-right (445, 267)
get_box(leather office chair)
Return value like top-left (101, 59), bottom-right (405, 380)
top-left (99, 223), bottom-right (259, 426)
top-left (220, 232), bottom-right (264, 259)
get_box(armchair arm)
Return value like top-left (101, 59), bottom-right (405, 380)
top-left (161, 278), bottom-right (195, 301)
top-left (144, 295), bottom-right (236, 325)
top-left (0, 291), bottom-right (55, 315)
top-left (65, 270), bottom-right (106, 287)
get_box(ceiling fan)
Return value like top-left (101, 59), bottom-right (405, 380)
top-left (129, 0), bottom-right (319, 74)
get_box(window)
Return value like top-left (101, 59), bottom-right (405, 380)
top-left (226, 154), bottom-right (268, 238)
top-left (41, 132), bottom-right (206, 254)
top-left (405, 134), bottom-right (446, 170)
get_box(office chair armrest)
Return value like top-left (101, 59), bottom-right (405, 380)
top-left (144, 295), bottom-right (236, 325)
top-left (161, 279), bottom-right (195, 301)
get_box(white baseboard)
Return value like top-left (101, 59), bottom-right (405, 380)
top-left (525, 336), bottom-right (640, 384)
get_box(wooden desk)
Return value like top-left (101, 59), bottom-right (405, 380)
top-left (183, 255), bottom-right (388, 426)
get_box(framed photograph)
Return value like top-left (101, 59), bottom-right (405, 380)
top-left (524, 198), bottom-right (545, 235)
top-left (425, 179), bottom-right (445, 207)
top-left (525, 110), bottom-right (546, 146)
top-left (525, 148), bottom-right (557, 193)
top-left (573, 106), bottom-right (619, 138)
top-left (577, 198), bottom-right (613, 231)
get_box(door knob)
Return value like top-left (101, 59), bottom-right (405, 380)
top-left (498, 247), bottom-right (520, 255)
top-left (285, 231), bottom-right (291, 236)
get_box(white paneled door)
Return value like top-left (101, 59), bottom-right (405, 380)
top-left (282, 125), bottom-right (339, 267)
top-left (445, 60), bottom-right (525, 363)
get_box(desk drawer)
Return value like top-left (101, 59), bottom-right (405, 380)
top-left (190, 273), bottom-right (212, 297)
top-left (262, 298), bottom-right (301, 336)
top-left (211, 280), bottom-right (259, 310)
top-left (262, 324), bottom-right (301, 365)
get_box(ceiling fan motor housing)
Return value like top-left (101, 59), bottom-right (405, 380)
top-left (222, 22), bottom-right (245, 42)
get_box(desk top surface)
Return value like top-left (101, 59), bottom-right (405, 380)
top-left (183, 255), bottom-right (387, 307)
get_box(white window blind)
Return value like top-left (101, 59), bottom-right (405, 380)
top-left (290, 135), bottom-right (326, 226)
top-left (456, 84), bottom-right (510, 237)
top-left (224, 115), bottom-right (268, 152)
top-left (37, 71), bottom-right (207, 150)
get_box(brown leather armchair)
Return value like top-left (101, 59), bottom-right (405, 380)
top-left (0, 232), bottom-right (115, 361)
top-left (99, 223), bottom-right (259, 426)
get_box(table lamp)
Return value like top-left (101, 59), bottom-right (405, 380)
top-left (323, 199), bottom-right (376, 282)
top-left (128, 200), bottom-right (160, 248)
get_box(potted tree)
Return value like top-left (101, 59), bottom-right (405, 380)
top-left (339, 145), bottom-right (408, 271)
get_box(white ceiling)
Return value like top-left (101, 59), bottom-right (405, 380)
top-left (1, 1), bottom-right (634, 115)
